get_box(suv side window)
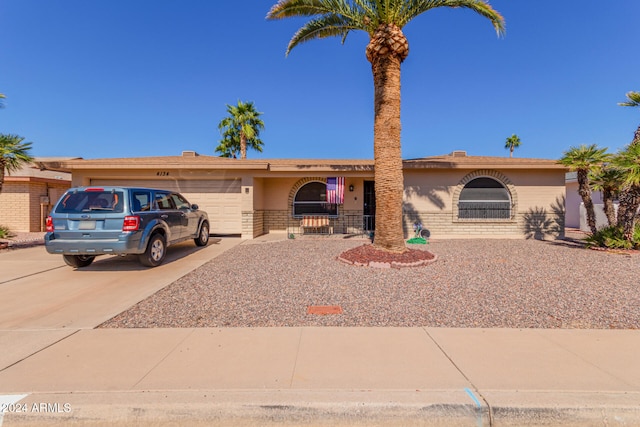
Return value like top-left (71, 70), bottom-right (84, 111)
top-left (131, 190), bottom-right (152, 212)
top-left (171, 193), bottom-right (191, 210)
top-left (155, 192), bottom-right (176, 210)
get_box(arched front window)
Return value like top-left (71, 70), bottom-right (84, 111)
top-left (458, 177), bottom-right (511, 219)
top-left (293, 181), bottom-right (338, 217)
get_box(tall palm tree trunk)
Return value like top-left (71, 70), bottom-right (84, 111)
top-left (617, 187), bottom-right (640, 240)
top-left (240, 132), bottom-right (247, 160)
top-left (602, 188), bottom-right (617, 227)
top-left (0, 161), bottom-right (5, 194)
top-left (369, 35), bottom-right (406, 253)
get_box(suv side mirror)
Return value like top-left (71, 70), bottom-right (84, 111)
top-left (191, 204), bottom-right (199, 210)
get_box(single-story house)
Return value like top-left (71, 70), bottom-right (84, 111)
top-left (40, 150), bottom-right (568, 240)
top-left (0, 159), bottom-right (72, 232)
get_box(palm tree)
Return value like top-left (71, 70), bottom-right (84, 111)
top-left (0, 134), bottom-right (34, 194)
top-left (0, 93), bottom-right (5, 108)
top-left (505, 134), bottom-right (521, 158)
top-left (590, 164), bottom-right (623, 227)
top-left (216, 100), bottom-right (265, 159)
top-left (615, 91), bottom-right (640, 240)
top-left (267, 0), bottom-right (504, 253)
top-left (613, 143), bottom-right (640, 240)
top-left (619, 91), bottom-right (640, 145)
top-left (559, 144), bottom-right (610, 234)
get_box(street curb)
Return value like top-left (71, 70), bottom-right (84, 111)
top-left (3, 390), bottom-right (640, 426)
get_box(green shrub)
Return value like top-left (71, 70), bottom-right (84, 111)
top-left (585, 224), bottom-right (640, 249)
top-left (0, 225), bottom-right (13, 240)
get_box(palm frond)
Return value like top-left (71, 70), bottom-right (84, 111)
top-left (287, 14), bottom-right (361, 53)
top-left (619, 91), bottom-right (640, 108)
top-left (395, 0), bottom-right (504, 35)
top-left (558, 144), bottom-right (610, 171)
top-left (614, 143), bottom-right (640, 186)
top-left (267, 0), bottom-right (354, 19)
top-left (268, 0), bottom-right (504, 55)
top-left (0, 134), bottom-right (34, 174)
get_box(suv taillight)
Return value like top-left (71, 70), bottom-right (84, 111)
top-left (45, 216), bottom-right (54, 232)
top-left (123, 216), bottom-right (140, 232)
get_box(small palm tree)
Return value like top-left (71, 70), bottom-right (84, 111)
top-left (216, 101), bottom-right (265, 159)
top-left (559, 144), bottom-right (610, 234)
top-left (505, 134), bottom-right (521, 158)
top-left (267, 0), bottom-right (504, 253)
top-left (590, 165), bottom-right (624, 227)
top-left (615, 91), bottom-right (640, 239)
top-left (0, 134), bottom-right (34, 194)
top-left (613, 143), bottom-right (640, 240)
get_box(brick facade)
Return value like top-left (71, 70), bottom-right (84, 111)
top-left (0, 180), bottom-right (70, 232)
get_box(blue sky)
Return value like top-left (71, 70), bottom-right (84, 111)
top-left (1, 1), bottom-right (639, 161)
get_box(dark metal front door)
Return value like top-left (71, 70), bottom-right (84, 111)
top-left (363, 180), bottom-right (376, 231)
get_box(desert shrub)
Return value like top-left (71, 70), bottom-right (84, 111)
top-left (585, 224), bottom-right (640, 249)
top-left (0, 225), bottom-right (13, 239)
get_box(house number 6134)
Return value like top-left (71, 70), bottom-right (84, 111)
top-left (156, 171), bottom-right (170, 176)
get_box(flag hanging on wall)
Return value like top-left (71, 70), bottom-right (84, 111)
top-left (326, 177), bottom-right (345, 204)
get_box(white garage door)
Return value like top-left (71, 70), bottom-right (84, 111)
top-left (90, 179), bottom-right (242, 234)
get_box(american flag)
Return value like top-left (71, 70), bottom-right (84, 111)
top-left (326, 177), bottom-right (345, 204)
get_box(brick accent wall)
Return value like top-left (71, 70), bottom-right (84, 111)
top-left (262, 210), bottom-right (290, 234)
top-left (242, 210), bottom-right (265, 239)
top-left (403, 210), bottom-right (564, 239)
top-left (0, 182), bottom-right (31, 231)
top-left (262, 209), bottom-right (367, 235)
top-left (0, 181), bottom-right (70, 232)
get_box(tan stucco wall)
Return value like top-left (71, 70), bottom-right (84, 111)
top-left (261, 176), bottom-right (368, 212)
top-left (403, 168), bottom-right (565, 238)
top-left (71, 168), bottom-right (251, 187)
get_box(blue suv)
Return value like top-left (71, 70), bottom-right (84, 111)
top-left (45, 187), bottom-right (210, 268)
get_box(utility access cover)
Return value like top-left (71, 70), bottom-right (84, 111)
top-left (307, 305), bottom-right (343, 315)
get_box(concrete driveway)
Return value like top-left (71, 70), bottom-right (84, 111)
top-left (0, 237), bottom-right (241, 374)
top-left (0, 238), bottom-right (241, 330)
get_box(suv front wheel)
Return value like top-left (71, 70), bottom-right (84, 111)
top-left (139, 233), bottom-right (166, 267)
top-left (194, 221), bottom-right (210, 246)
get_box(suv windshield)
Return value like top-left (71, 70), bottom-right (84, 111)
top-left (55, 191), bottom-right (125, 214)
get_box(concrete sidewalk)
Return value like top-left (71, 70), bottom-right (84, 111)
top-left (1, 327), bottom-right (639, 426)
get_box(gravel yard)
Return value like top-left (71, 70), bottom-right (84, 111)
top-left (100, 237), bottom-right (640, 329)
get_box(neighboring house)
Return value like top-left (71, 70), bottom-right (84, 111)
top-left (564, 171), bottom-right (606, 231)
top-left (41, 151), bottom-right (567, 240)
top-left (0, 159), bottom-right (73, 232)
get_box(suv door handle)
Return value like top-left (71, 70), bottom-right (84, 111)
top-left (160, 214), bottom-right (168, 219)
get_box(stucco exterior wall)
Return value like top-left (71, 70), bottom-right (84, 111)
top-left (402, 168), bottom-right (565, 238)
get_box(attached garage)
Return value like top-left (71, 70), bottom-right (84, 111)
top-left (90, 178), bottom-right (242, 234)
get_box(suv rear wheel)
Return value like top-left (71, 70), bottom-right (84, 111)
top-left (63, 254), bottom-right (95, 268)
top-left (139, 233), bottom-right (166, 267)
top-left (194, 221), bottom-right (210, 246)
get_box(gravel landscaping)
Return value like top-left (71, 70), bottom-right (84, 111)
top-left (100, 236), bottom-right (640, 329)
